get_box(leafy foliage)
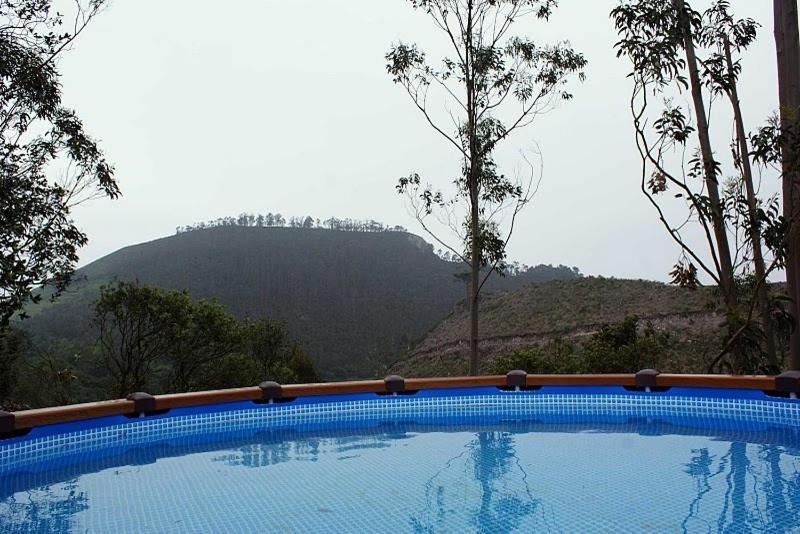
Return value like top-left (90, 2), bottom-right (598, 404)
top-left (94, 281), bottom-right (190, 397)
top-left (490, 317), bottom-right (670, 375)
top-left (164, 298), bottom-right (241, 392)
top-left (0, 0), bottom-right (118, 327)
top-left (492, 337), bottom-right (577, 374)
top-left (92, 280), bottom-right (317, 399)
top-left (0, 326), bottom-right (27, 408)
top-left (388, 0), bottom-right (586, 373)
top-left (240, 318), bottom-right (317, 384)
top-left (581, 317), bottom-right (669, 373)
top-left (389, 4), bottom-right (586, 271)
top-left (612, 0), bottom-right (784, 373)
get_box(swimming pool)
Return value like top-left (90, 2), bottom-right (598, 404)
top-left (1, 373), bottom-right (799, 532)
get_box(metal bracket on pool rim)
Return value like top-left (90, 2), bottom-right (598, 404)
top-left (126, 392), bottom-right (156, 417)
top-left (776, 371), bottom-right (800, 399)
top-left (259, 381), bottom-right (282, 403)
top-left (506, 370), bottom-right (527, 391)
top-left (384, 375), bottom-right (405, 396)
top-left (0, 411), bottom-right (28, 440)
top-left (0, 410), bottom-right (14, 435)
top-left (635, 369), bottom-right (660, 392)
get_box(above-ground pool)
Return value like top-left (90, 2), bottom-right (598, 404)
top-left (1, 375), bottom-right (799, 532)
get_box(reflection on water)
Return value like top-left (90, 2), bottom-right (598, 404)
top-left (1, 421), bottom-right (799, 532)
top-left (0, 480), bottom-right (88, 533)
top-left (469, 432), bottom-right (539, 533)
top-left (682, 443), bottom-right (800, 533)
top-left (409, 432), bottom-right (539, 533)
top-left (214, 431), bottom-right (404, 468)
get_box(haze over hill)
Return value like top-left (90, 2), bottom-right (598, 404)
top-left (20, 226), bottom-right (581, 378)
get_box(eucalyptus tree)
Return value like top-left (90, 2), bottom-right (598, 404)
top-left (0, 0), bottom-right (118, 327)
top-left (698, 2), bottom-right (778, 368)
top-left (612, 0), bottom-right (785, 373)
top-left (772, 0), bottom-right (800, 370)
top-left (387, 0), bottom-right (586, 374)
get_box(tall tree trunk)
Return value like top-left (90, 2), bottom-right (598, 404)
top-left (469, 187), bottom-right (480, 376)
top-left (723, 37), bottom-right (778, 370)
top-left (774, 0), bottom-right (800, 370)
top-left (466, 0), bottom-right (480, 376)
top-left (676, 0), bottom-right (738, 310)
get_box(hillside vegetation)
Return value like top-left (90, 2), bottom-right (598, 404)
top-left (19, 226), bottom-right (580, 379)
top-left (391, 277), bottom-right (726, 377)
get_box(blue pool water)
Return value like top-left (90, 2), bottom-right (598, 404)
top-left (1, 387), bottom-right (799, 532)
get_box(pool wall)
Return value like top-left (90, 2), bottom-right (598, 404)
top-left (3, 371), bottom-right (798, 433)
top-left (1, 371), bottom-right (799, 475)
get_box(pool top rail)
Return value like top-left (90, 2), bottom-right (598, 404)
top-left (2, 370), bottom-right (799, 434)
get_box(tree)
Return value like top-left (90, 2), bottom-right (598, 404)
top-left (0, 326), bottom-right (27, 408)
top-left (491, 337), bottom-right (577, 374)
top-left (240, 318), bottom-right (290, 381)
top-left (29, 350), bottom-right (81, 407)
top-left (697, 3), bottom-right (778, 369)
top-left (93, 281), bottom-right (317, 397)
top-left (287, 343), bottom-right (318, 383)
top-left (387, 0), bottom-right (586, 375)
top-left (238, 318), bottom-right (318, 383)
top-left (164, 298), bottom-right (240, 392)
top-left (0, 0), bottom-right (118, 327)
top-left (612, 0), bottom-right (784, 373)
top-left (93, 281), bottom-right (189, 397)
top-left (582, 317), bottom-right (669, 373)
top-left (773, 0), bottom-right (800, 370)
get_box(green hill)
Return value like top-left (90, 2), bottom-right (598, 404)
top-left (18, 226), bottom-right (580, 379)
top-left (390, 277), bottom-right (725, 377)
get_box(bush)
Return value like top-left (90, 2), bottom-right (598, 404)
top-left (491, 338), bottom-right (578, 374)
top-left (0, 327), bottom-right (27, 408)
top-left (492, 317), bottom-right (670, 375)
top-left (582, 317), bottom-right (668, 373)
top-left (200, 354), bottom-right (261, 390)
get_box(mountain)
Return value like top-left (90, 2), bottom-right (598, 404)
top-left (389, 277), bottom-right (725, 377)
top-left (19, 226), bottom-right (581, 379)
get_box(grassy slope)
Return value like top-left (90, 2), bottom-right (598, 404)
top-left (390, 277), bottom-right (723, 377)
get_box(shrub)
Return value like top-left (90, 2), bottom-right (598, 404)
top-left (491, 338), bottom-right (578, 374)
top-left (582, 317), bottom-right (668, 373)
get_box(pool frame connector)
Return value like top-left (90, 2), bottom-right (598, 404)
top-left (259, 381), bottom-right (282, 402)
top-left (0, 410), bottom-right (14, 435)
top-left (776, 371), bottom-right (800, 398)
top-left (126, 392), bottom-right (156, 417)
top-left (506, 370), bottom-right (527, 390)
top-left (384, 375), bottom-right (405, 394)
top-left (635, 369), bottom-right (660, 392)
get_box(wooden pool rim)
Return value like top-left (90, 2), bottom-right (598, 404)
top-left (2, 370), bottom-right (799, 434)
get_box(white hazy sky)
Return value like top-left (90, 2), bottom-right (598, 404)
top-left (60, 0), bottom-right (782, 282)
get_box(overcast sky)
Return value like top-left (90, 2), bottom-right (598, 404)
top-left (60, 0), bottom-right (781, 282)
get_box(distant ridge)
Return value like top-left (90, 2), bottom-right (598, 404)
top-left (20, 226), bottom-right (581, 379)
